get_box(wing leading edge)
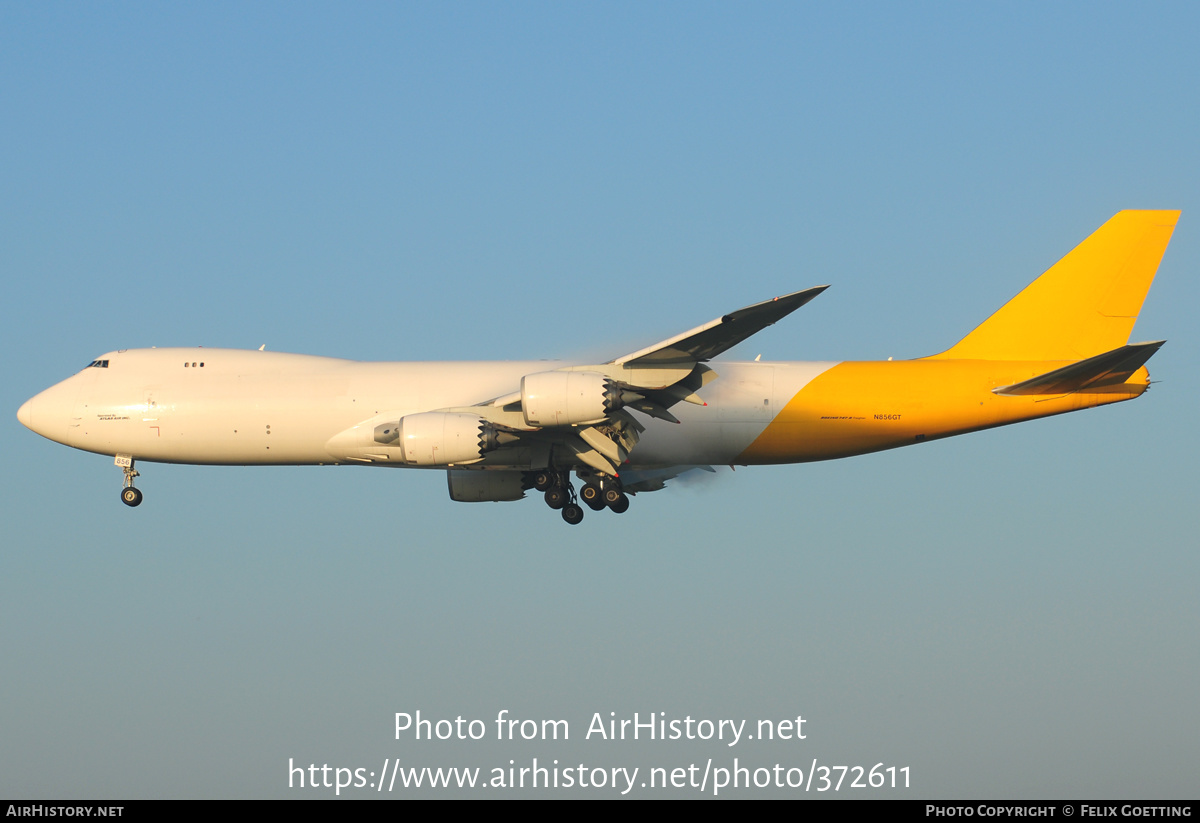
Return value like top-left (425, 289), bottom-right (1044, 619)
top-left (612, 285), bottom-right (828, 366)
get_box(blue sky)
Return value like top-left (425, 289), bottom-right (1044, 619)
top-left (2, 2), bottom-right (1197, 798)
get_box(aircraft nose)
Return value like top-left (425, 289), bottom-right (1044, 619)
top-left (17, 397), bottom-right (34, 430)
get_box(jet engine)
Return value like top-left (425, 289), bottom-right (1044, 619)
top-left (520, 370), bottom-right (627, 427)
top-left (380, 412), bottom-right (506, 466)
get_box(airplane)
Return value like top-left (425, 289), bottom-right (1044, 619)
top-left (17, 210), bottom-right (1179, 525)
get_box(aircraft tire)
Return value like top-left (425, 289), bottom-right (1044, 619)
top-left (562, 504), bottom-right (584, 525)
top-left (533, 471), bottom-right (554, 492)
top-left (544, 488), bottom-right (567, 510)
top-left (121, 487), bottom-right (143, 507)
top-left (608, 494), bottom-right (630, 514)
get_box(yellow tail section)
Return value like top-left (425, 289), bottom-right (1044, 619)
top-left (930, 210), bottom-right (1179, 361)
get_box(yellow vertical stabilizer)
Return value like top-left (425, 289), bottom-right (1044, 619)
top-left (930, 210), bottom-right (1179, 361)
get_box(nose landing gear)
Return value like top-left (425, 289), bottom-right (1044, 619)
top-left (117, 455), bottom-right (142, 507)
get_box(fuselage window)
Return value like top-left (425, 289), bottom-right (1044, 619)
top-left (86, 360), bottom-right (110, 369)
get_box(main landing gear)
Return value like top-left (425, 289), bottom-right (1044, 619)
top-left (533, 470), bottom-right (582, 525)
top-left (532, 470), bottom-right (629, 525)
top-left (580, 474), bottom-right (629, 515)
top-left (117, 456), bottom-right (142, 507)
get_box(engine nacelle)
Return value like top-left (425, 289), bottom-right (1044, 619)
top-left (521, 370), bottom-right (623, 427)
top-left (446, 469), bottom-right (527, 502)
top-left (390, 412), bottom-right (495, 466)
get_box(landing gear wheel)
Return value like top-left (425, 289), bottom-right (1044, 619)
top-left (603, 487), bottom-right (625, 506)
top-left (118, 458), bottom-right (142, 507)
top-left (580, 483), bottom-right (605, 510)
top-left (544, 487), bottom-right (567, 510)
top-left (533, 471), bottom-right (554, 492)
top-left (562, 503), bottom-right (584, 525)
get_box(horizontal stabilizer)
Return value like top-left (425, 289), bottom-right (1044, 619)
top-left (613, 286), bottom-right (828, 366)
top-left (993, 341), bottom-right (1164, 396)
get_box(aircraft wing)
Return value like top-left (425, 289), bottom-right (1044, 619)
top-left (611, 286), bottom-right (828, 366)
top-left (454, 286), bottom-right (828, 476)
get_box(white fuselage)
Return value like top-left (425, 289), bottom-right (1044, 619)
top-left (18, 348), bottom-right (836, 470)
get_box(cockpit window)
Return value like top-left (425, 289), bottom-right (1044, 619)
top-left (86, 360), bottom-right (110, 368)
